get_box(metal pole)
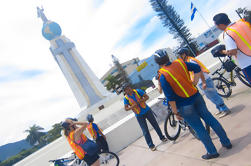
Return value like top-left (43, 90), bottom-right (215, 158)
top-left (192, 2), bottom-right (217, 40)
top-left (235, 10), bottom-right (243, 19)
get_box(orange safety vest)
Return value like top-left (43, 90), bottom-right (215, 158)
top-left (87, 123), bottom-right (103, 140)
top-left (186, 56), bottom-right (210, 82)
top-left (224, 19), bottom-right (251, 56)
top-left (67, 131), bottom-right (87, 160)
top-left (125, 89), bottom-right (146, 114)
top-left (158, 59), bottom-right (198, 98)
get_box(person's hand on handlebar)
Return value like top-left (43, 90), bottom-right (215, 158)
top-left (174, 112), bottom-right (183, 121)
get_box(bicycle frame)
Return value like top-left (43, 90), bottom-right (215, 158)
top-left (212, 57), bottom-right (237, 86)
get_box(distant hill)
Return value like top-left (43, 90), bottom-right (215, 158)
top-left (0, 139), bottom-right (31, 161)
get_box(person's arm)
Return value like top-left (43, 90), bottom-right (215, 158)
top-left (140, 93), bottom-right (149, 103)
top-left (124, 104), bottom-right (137, 111)
top-left (222, 49), bottom-right (238, 56)
top-left (200, 72), bottom-right (207, 89)
top-left (222, 33), bottom-right (238, 57)
top-left (185, 62), bottom-right (202, 86)
top-left (169, 101), bottom-right (182, 120)
top-left (73, 121), bottom-right (88, 142)
top-left (158, 80), bottom-right (163, 94)
top-left (189, 60), bottom-right (207, 89)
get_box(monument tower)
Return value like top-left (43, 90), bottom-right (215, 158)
top-left (37, 7), bottom-right (111, 110)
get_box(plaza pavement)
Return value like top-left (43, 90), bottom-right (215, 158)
top-left (117, 81), bottom-right (251, 166)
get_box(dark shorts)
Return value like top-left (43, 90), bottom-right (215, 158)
top-left (96, 136), bottom-right (109, 152)
top-left (83, 153), bottom-right (99, 166)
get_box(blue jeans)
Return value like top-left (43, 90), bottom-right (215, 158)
top-left (178, 94), bottom-right (231, 155)
top-left (198, 77), bottom-right (229, 112)
top-left (136, 109), bottom-right (165, 148)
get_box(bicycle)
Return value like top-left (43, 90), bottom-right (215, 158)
top-left (159, 98), bottom-right (210, 141)
top-left (211, 55), bottom-right (251, 98)
top-left (49, 151), bottom-right (120, 166)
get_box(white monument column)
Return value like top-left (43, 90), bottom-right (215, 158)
top-left (37, 7), bottom-right (111, 109)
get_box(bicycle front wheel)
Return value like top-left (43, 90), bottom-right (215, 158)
top-left (212, 77), bottom-right (232, 98)
top-left (235, 67), bottom-right (251, 88)
top-left (164, 112), bottom-right (181, 141)
top-left (99, 151), bottom-right (119, 166)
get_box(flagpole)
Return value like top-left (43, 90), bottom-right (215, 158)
top-left (191, 1), bottom-right (217, 38)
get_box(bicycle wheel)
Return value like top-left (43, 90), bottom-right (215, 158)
top-left (188, 121), bottom-right (210, 140)
top-left (235, 67), bottom-right (251, 88)
top-left (212, 77), bottom-right (232, 98)
top-left (164, 112), bottom-right (181, 141)
top-left (99, 151), bottom-right (119, 166)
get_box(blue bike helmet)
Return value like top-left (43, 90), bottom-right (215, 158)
top-left (177, 48), bottom-right (189, 56)
top-left (154, 49), bottom-right (170, 65)
top-left (86, 114), bottom-right (94, 122)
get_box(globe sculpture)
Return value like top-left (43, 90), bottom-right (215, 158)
top-left (42, 21), bottom-right (62, 40)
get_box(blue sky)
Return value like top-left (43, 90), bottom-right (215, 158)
top-left (0, 0), bottom-right (250, 146)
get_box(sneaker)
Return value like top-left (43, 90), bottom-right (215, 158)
top-left (161, 138), bottom-right (168, 142)
top-left (223, 144), bottom-right (232, 149)
top-left (214, 111), bottom-right (222, 116)
top-left (219, 111), bottom-right (231, 118)
top-left (201, 153), bottom-right (219, 160)
top-left (150, 146), bottom-right (156, 151)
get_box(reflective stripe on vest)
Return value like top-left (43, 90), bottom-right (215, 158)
top-left (87, 123), bottom-right (98, 140)
top-left (159, 59), bottom-right (197, 98)
top-left (225, 19), bottom-right (251, 56)
top-left (67, 131), bottom-right (87, 160)
top-left (125, 89), bottom-right (146, 114)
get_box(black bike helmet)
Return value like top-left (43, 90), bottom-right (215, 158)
top-left (61, 121), bottom-right (71, 131)
top-left (177, 48), bottom-right (189, 56)
top-left (86, 114), bottom-right (94, 122)
top-left (154, 49), bottom-right (170, 65)
top-left (121, 83), bottom-right (130, 91)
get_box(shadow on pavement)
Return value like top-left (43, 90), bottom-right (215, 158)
top-left (218, 132), bottom-right (251, 158)
top-left (229, 104), bottom-right (245, 117)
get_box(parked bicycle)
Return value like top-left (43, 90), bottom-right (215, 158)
top-left (49, 151), bottom-right (119, 166)
top-left (211, 55), bottom-right (251, 98)
top-left (159, 98), bottom-right (210, 141)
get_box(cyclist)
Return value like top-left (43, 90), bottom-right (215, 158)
top-left (61, 118), bottom-right (100, 166)
top-left (122, 83), bottom-right (167, 151)
top-left (177, 48), bottom-right (231, 118)
top-left (154, 49), bottom-right (232, 160)
top-left (213, 13), bottom-right (251, 85)
top-left (86, 114), bottom-right (109, 153)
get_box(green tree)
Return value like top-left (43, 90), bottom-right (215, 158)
top-left (105, 74), bottom-right (120, 92)
top-left (236, 7), bottom-right (251, 23)
top-left (149, 0), bottom-right (197, 56)
top-left (25, 124), bottom-right (46, 146)
top-left (43, 123), bottom-right (63, 143)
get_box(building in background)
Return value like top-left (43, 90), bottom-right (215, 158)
top-left (128, 48), bottom-right (175, 86)
top-left (100, 58), bottom-right (139, 89)
top-left (194, 26), bottom-right (222, 53)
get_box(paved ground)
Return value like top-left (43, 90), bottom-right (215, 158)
top-left (117, 81), bottom-right (251, 166)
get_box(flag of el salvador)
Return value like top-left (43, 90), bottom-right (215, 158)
top-left (191, 2), bottom-right (197, 21)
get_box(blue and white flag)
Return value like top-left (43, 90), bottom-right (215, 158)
top-left (191, 2), bottom-right (197, 21)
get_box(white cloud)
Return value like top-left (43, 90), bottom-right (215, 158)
top-left (0, 0), bottom-right (249, 146)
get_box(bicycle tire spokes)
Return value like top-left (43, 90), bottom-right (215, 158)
top-left (99, 152), bottom-right (119, 166)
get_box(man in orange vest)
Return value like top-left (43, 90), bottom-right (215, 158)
top-left (123, 84), bottom-right (167, 151)
top-left (213, 13), bottom-right (251, 85)
top-left (154, 49), bottom-right (232, 160)
top-left (86, 114), bottom-right (109, 153)
top-left (178, 48), bottom-right (230, 118)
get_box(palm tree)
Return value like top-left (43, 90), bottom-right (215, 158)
top-left (25, 124), bottom-right (46, 146)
